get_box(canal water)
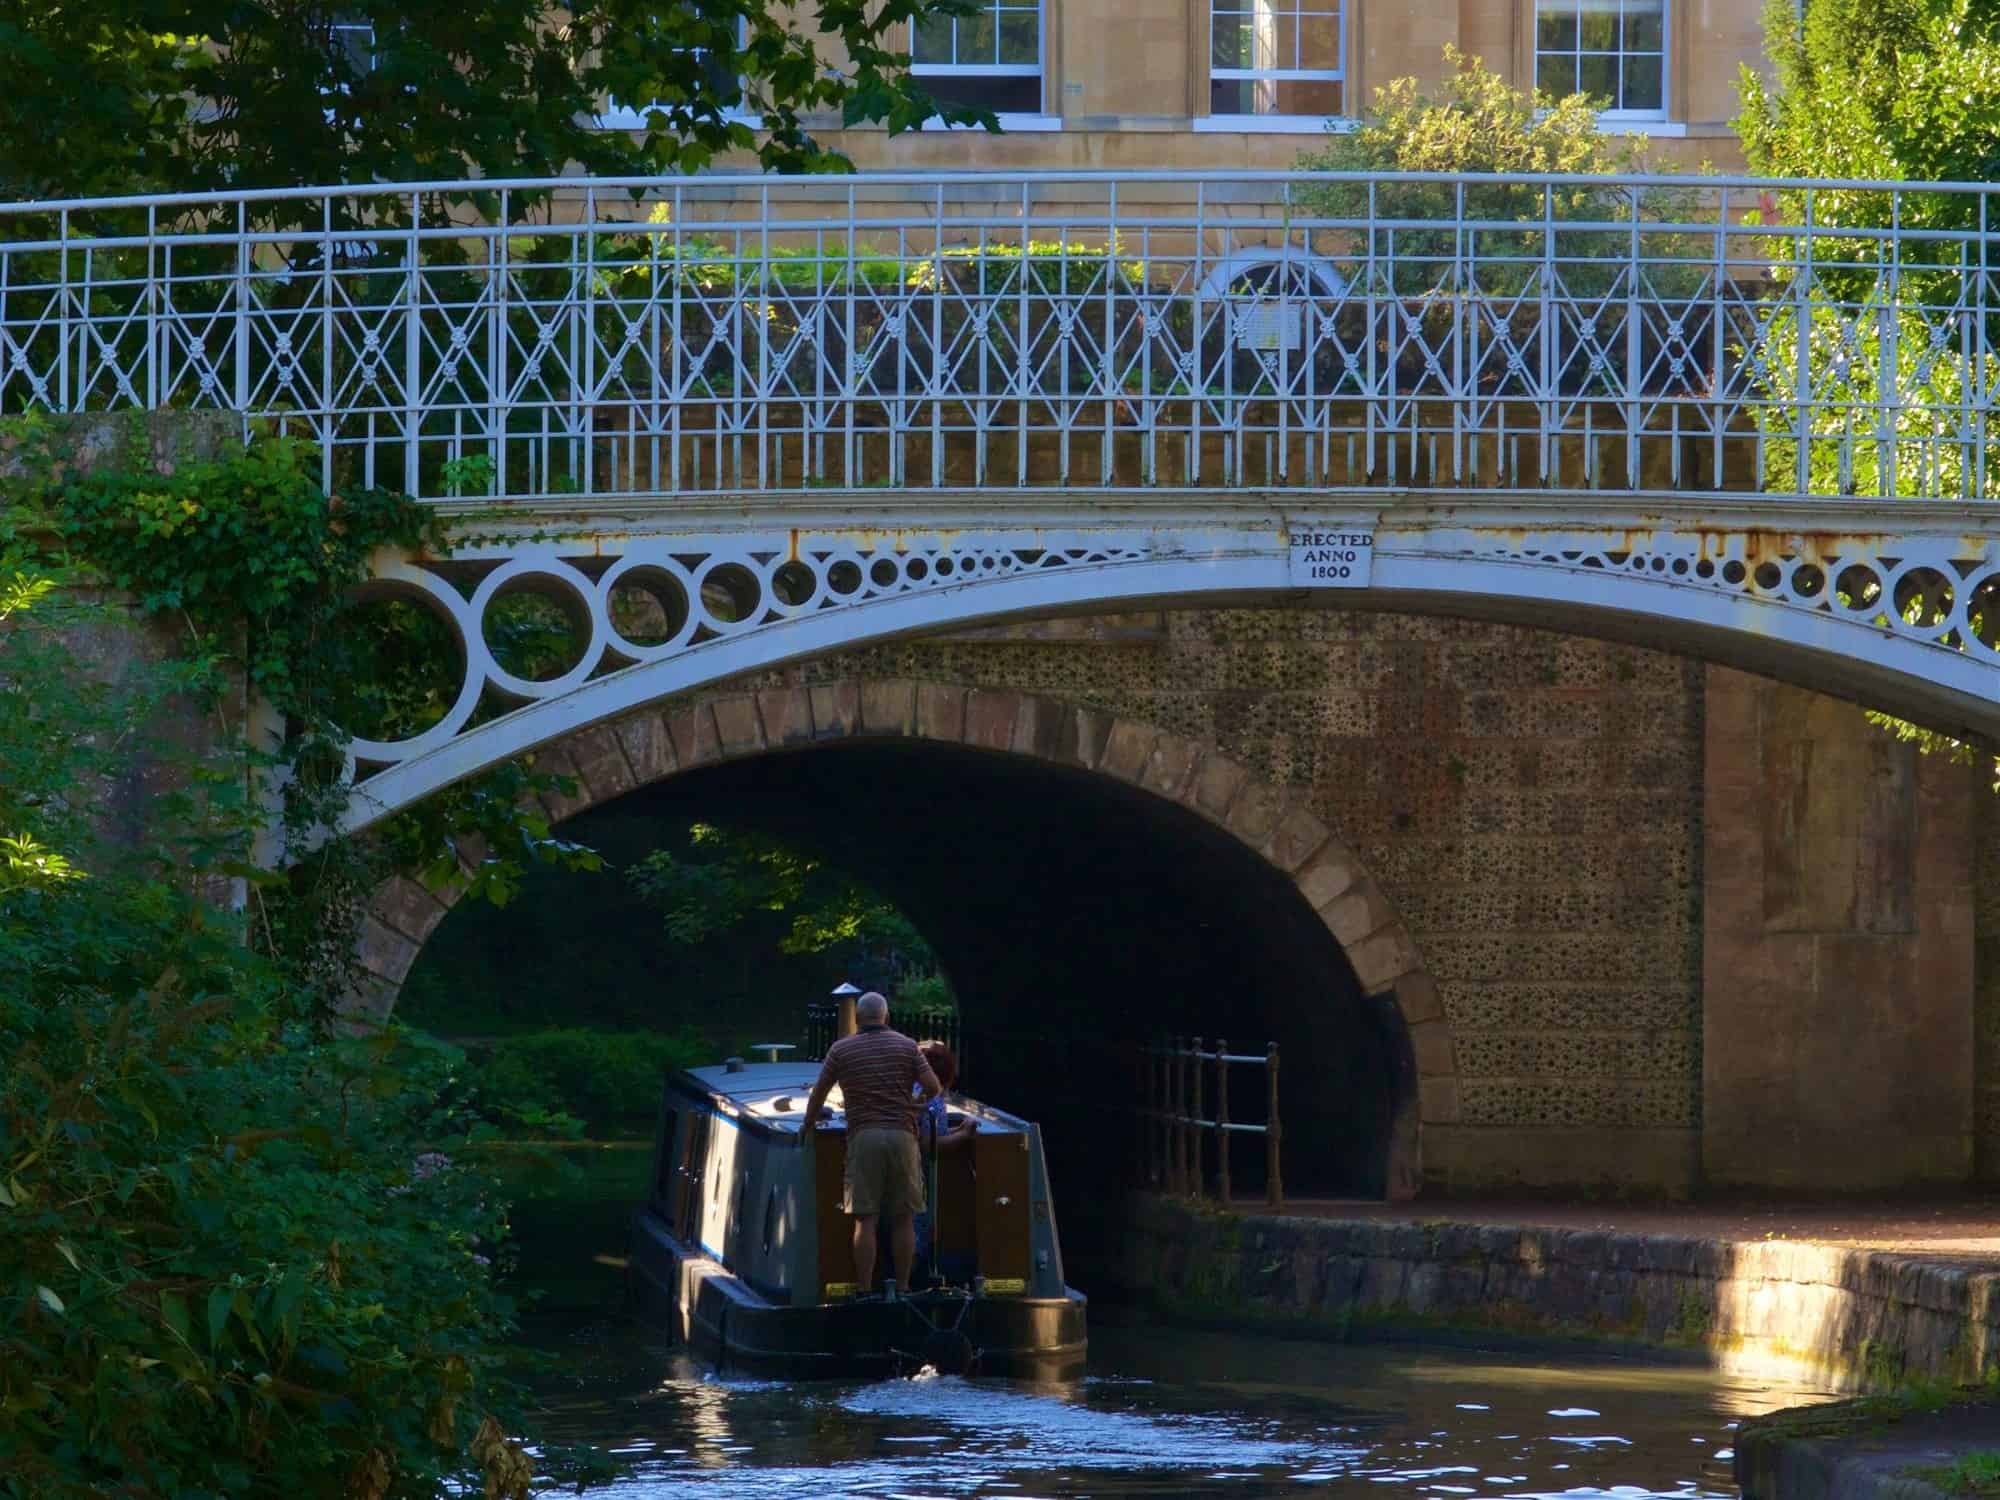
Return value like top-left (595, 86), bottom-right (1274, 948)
top-left (521, 1310), bottom-right (1833, 1498)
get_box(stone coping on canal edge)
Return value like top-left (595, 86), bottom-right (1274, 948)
top-left (1735, 1390), bottom-right (2000, 1500)
top-left (1121, 1195), bottom-right (2000, 1394)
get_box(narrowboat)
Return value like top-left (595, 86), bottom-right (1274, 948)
top-left (627, 1055), bottom-right (1088, 1378)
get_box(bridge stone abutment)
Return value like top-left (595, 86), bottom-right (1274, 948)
top-left (1702, 668), bottom-right (1983, 1189)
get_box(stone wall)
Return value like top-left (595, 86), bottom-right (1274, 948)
top-left (1126, 1196), bottom-right (2000, 1393)
top-left (1979, 788), bottom-right (2000, 1181)
top-left (735, 608), bottom-right (1709, 1192)
top-left (1703, 671), bottom-right (1979, 1190)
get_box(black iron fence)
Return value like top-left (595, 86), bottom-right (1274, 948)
top-left (1140, 1036), bottom-right (1283, 1208)
top-left (803, 1001), bottom-right (965, 1067)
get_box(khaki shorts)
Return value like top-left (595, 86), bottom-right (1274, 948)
top-left (843, 1126), bottom-right (925, 1217)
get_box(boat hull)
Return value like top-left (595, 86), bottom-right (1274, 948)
top-left (630, 1207), bottom-right (1087, 1379)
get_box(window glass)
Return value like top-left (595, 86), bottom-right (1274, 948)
top-left (914, 0), bottom-right (1044, 115)
top-left (1534, 0), bottom-right (1666, 115)
top-left (1207, 0), bottom-right (1344, 118)
top-left (331, 14), bottom-right (375, 75)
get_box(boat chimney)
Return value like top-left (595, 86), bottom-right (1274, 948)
top-left (724, 1056), bottom-right (745, 1073)
top-left (832, 981), bottom-right (861, 1040)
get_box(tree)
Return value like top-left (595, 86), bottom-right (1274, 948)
top-left (1, 0), bottom-right (984, 210)
top-left (0, 566), bottom-right (604, 1499)
top-left (1736, 0), bottom-right (2000, 782)
top-left (630, 823), bottom-right (948, 1000)
top-left (1293, 49), bottom-right (1692, 298)
top-left (0, 422), bottom-right (614, 1495)
top-left (1737, 0), bottom-right (2000, 225)
top-left (1299, 46), bottom-right (1631, 182)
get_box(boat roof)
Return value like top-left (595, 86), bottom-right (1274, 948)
top-left (670, 1059), bottom-right (1028, 1133)
top-left (686, 1061), bottom-right (822, 1101)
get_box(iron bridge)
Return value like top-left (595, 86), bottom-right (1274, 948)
top-left (1, 170), bottom-right (1994, 813)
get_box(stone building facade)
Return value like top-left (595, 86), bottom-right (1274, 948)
top-left (653, 0), bottom-right (1765, 172)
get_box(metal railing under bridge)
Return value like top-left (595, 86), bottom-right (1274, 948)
top-left (4, 170), bottom-right (1998, 505)
top-left (1143, 1036), bottom-right (1283, 1209)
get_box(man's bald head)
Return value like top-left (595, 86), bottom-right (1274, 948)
top-left (856, 991), bottom-right (889, 1025)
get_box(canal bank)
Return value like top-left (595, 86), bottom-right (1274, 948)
top-left (1121, 1195), bottom-right (2000, 1392)
top-left (1120, 1196), bottom-right (2000, 1500)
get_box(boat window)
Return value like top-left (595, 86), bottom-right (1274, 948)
top-left (674, 1112), bottom-right (709, 1240)
top-left (653, 1109), bottom-right (678, 1203)
top-left (761, 1186), bottom-right (779, 1254)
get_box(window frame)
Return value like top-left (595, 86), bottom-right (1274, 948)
top-left (1531, 0), bottom-right (1671, 123)
top-left (909, 0), bottom-right (1052, 127)
top-left (1202, 0), bottom-right (1348, 129)
top-left (595, 18), bottom-right (758, 132)
top-left (329, 14), bottom-right (376, 78)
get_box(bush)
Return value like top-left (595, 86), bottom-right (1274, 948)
top-left (467, 1028), bottom-right (710, 1135)
top-left (1294, 48), bottom-right (1696, 300)
top-left (0, 572), bottom-right (602, 1499)
top-left (895, 971), bottom-right (958, 1014)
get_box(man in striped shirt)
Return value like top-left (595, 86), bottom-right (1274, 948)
top-left (801, 991), bottom-right (943, 1296)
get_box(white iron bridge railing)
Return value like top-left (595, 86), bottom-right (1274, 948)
top-left (3, 170), bottom-right (1998, 505)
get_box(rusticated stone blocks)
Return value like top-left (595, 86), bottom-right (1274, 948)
top-left (758, 685), bottom-right (816, 747)
top-left (563, 725), bottom-right (634, 803)
top-left (915, 683), bottom-right (966, 744)
top-left (807, 681), bottom-right (860, 740)
top-left (613, 710), bottom-right (677, 783)
top-left (710, 693), bottom-right (765, 754)
top-left (859, 679), bottom-right (917, 736)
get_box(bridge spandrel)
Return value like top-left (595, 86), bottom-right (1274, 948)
top-left (330, 498), bottom-right (2000, 829)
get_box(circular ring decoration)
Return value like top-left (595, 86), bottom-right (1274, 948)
top-left (467, 555), bottom-right (608, 703)
top-left (345, 561), bottom-right (488, 765)
top-left (597, 554), bottom-right (699, 661)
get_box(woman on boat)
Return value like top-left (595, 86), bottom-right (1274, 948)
top-left (912, 1043), bottom-right (976, 1286)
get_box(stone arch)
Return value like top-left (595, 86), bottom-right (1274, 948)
top-left (351, 679), bottom-right (1451, 1199)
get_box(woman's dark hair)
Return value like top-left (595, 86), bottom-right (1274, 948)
top-left (921, 1042), bottom-right (958, 1090)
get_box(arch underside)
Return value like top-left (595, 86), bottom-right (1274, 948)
top-left (355, 681), bottom-right (1444, 1200)
top-left (344, 506), bottom-right (2000, 831)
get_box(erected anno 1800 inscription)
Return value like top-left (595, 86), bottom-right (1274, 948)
top-left (1288, 528), bottom-right (1374, 587)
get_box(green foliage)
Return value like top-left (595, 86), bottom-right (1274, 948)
top-left (0, 572), bottom-right (608, 1499)
top-left (1737, 0), bottom-right (2000, 220)
top-left (1301, 47), bottom-right (1631, 182)
top-left (895, 971), bottom-right (959, 1015)
top-left (0, 423), bottom-right (616, 1493)
top-left (1734, 0), bottom-right (2000, 777)
top-left (1732, 0), bottom-right (2000, 504)
top-left (0, 0), bottom-right (991, 212)
top-left (46, 434), bottom-right (444, 723)
top-left (1295, 49), bottom-right (1693, 299)
top-left (1909, 1449), bottom-right (2000, 1497)
top-left (1865, 712), bottom-right (2000, 793)
top-left (631, 821), bottom-right (936, 963)
top-left (466, 1028), bottom-right (711, 1134)
top-left (379, 761), bottom-right (604, 912)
